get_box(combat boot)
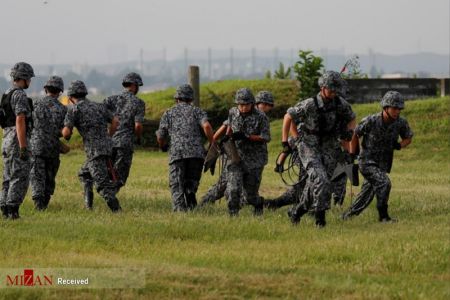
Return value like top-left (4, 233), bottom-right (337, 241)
top-left (33, 197), bottom-right (46, 211)
top-left (315, 210), bottom-right (326, 228)
top-left (253, 203), bottom-right (264, 216)
top-left (8, 205), bottom-right (20, 220)
top-left (43, 195), bottom-right (51, 209)
top-left (341, 210), bottom-right (355, 220)
top-left (106, 197), bottom-right (122, 213)
top-left (84, 185), bottom-right (94, 210)
top-left (378, 205), bottom-right (397, 223)
top-left (1, 206), bottom-right (8, 219)
top-left (288, 207), bottom-right (307, 225)
top-left (185, 193), bottom-right (197, 210)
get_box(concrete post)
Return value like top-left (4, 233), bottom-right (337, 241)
top-left (189, 65), bottom-right (200, 107)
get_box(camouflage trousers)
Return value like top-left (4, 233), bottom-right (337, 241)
top-left (0, 150), bottom-right (31, 207)
top-left (78, 156), bottom-right (118, 204)
top-left (169, 158), bottom-right (204, 212)
top-left (345, 164), bottom-right (391, 216)
top-left (30, 155), bottom-right (60, 203)
top-left (332, 174), bottom-right (347, 205)
top-left (225, 164), bottom-right (263, 215)
top-left (111, 147), bottom-right (134, 190)
top-left (199, 166), bottom-right (227, 206)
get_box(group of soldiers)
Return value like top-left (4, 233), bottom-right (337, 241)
top-left (0, 62), bottom-right (145, 219)
top-left (157, 71), bottom-right (413, 228)
top-left (0, 61), bottom-right (413, 227)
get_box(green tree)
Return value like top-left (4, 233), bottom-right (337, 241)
top-left (273, 62), bottom-right (291, 79)
top-left (265, 70), bottom-right (272, 79)
top-left (293, 50), bottom-right (324, 99)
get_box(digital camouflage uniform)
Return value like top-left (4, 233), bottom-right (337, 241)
top-left (0, 62), bottom-right (34, 219)
top-left (343, 92), bottom-right (413, 221)
top-left (226, 88), bottom-right (271, 216)
top-left (287, 71), bottom-right (355, 226)
top-left (156, 85), bottom-right (209, 212)
top-left (331, 148), bottom-right (353, 206)
top-left (64, 81), bottom-right (121, 211)
top-left (104, 89), bottom-right (145, 190)
top-left (30, 79), bottom-right (67, 209)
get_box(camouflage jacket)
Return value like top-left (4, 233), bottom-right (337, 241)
top-left (227, 107), bottom-right (270, 170)
top-left (157, 102), bottom-right (209, 164)
top-left (356, 113), bottom-right (413, 172)
top-left (64, 98), bottom-right (113, 160)
top-left (31, 95), bottom-right (67, 157)
top-left (104, 90), bottom-right (145, 149)
top-left (287, 93), bottom-right (355, 151)
top-left (1, 87), bottom-right (32, 155)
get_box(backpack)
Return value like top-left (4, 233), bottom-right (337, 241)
top-left (0, 88), bottom-right (33, 129)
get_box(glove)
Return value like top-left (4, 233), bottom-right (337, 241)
top-left (274, 163), bottom-right (284, 173)
top-left (394, 142), bottom-right (401, 150)
top-left (64, 135), bottom-right (71, 141)
top-left (19, 147), bottom-right (29, 161)
top-left (281, 141), bottom-right (292, 154)
top-left (219, 135), bottom-right (230, 146)
top-left (135, 137), bottom-right (142, 146)
top-left (161, 144), bottom-right (169, 152)
top-left (231, 131), bottom-right (248, 141)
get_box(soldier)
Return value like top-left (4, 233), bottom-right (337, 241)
top-left (342, 91), bottom-right (413, 222)
top-left (30, 76), bottom-right (67, 210)
top-left (103, 72), bottom-right (145, 191)
top-left (225, 88), bottom-right (271, 216)
top-left (199, 90), bottom-right (274, 207)
top-left (156, 84), bottom-right (214, 212)
top-left (62, 80), bottom-right (121, 212)
top-left (282, 71), bottom-right (356, 227)
top-left (0, 62), bottom-right (34, 219)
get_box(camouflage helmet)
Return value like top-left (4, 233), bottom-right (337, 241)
top-left (255, 91), bottom-right (274, 105)
top-left (67, 80), bottom-right (88, 97)
top-left (234, 88), bottom-right (255, 104)
top-left (318, 70), bottom-right (342, 91)
top-left (122, 72), bottom-right (143, 86)
top-left (174, 84), bottom-right (194, 100)
top-left (381, 91), bottom-right (404, 109)
top-left (44, 76), bottom-right (64, 92)
top-left (10, 62), bottom-right (35, 80)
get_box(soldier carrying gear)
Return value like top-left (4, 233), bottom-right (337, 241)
top-left (0, 62), bottom-right (35, 219)
top-left (30, 75), bottom-right (67, 211)
top-left (342, 91), bottom-right (413, 222)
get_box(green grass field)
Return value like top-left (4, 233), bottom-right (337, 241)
top-left (0, 97), bottom-right (449, 299)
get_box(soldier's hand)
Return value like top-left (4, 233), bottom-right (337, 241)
top-left (19, 147), bottom-right (29, 161)
top-left (274, 163), bottom-right (284, 173)
top-left (394, 142), bottom-right (401, 150)
top-left (135, 137), bottom-right (142, 146)
top-left (281, 141), bottom-right (292, 154)
top-left (161, 144), bottom-right (169, 152)
top-left (231, 131), bottom-right (248, 141)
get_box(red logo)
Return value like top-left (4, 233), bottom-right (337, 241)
top-left (6, 269), bottom-right (53, 286)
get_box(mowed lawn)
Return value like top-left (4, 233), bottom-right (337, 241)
top-left (0, 97), bottom-right (448, 299)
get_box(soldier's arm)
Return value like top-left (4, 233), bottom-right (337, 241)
top-left (213, 124), bottom-right (227, 142)
top-left (62, 126), bottom-right (72, 139)
top-left (109, 116), bottom-right (119, 136)
top-left (399, 137), bottom-right (412, 149)
top-left (282, 113), bottom-right (293, 143)
top-left (134, 122), bottom-right (143, 139)
top-left (248, 115), bottom-right (270, 143)
top-left (349, 133), bottom-right (360, 155)
top-left (202, 121), bottom-right (214, 144)
top-left (15, 114), bottom-right (27, 149)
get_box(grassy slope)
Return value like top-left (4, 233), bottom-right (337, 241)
top-left (0, 97), bottom-right (448, 299)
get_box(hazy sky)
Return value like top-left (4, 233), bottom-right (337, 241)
top-left (0, 0), bottom-right (448, 65)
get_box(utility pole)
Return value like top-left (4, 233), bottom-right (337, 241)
top-left (188, 65), bottom-right (200, 107)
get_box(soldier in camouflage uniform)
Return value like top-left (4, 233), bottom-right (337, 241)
top-left (199, 90), bottom-right (274, 207)
top-left (30, 76), bottom-right (67, 210)
top-left (156, 84), bottom-right (214, 212)
top-left (282, 71), bottom-right (356, 227)
top-left (225, 88), bottom-right (271, 216)
top-left (103, 72), bottom-right (145, 192)
top-left (342, 91), bottom-right (413, 222)
top-left (0, 62), bottom-right (35, 219)
top-left (62, 80), bottom-right (121, 212)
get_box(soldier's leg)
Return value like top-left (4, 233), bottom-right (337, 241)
top-left (243, 168), bottom-right (264, 216)
top-left (363, 165), bottom-right (393, 222)
top-left (169, 160), bottom-right (188, 212)
top-left (342, 177), bottom-right (375, 219)
top-left (264, 185), bottom-right (297, 210)
top-left (332, 174), bottom-right (347, 206)
top-left (112, 147), bottom-right (133, 190)
top-left (43, 156), bottom-right (61, 208)
top-left (199, 169), bottom-right (228, 206)
top-left (6, 153), bottom-right (32, 219)
top-left (78, 161), bottom-right (94, 209)
top-left (30, 155), bottom-right (47, 210)
top-left (184, 158), bottom-right (204, 210)
top-left (1, 152), bottom-right (12, 218)
top-left (87, 156), bottom-right (121, 212)
top-left (225, 164), bottom-right (243, 216)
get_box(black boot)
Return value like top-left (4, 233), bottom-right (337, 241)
top-left (106, 197), bottom-right (122, 212)
top-left (185, 193), bottom-right (197, 210)
top-left (84, 184), bottom-right (94, 210)
top-left (33, 197), bottom-right (47, 211)
top-left (315, 210), bottom-right (326, 228)
top-left (1, 206), bottom-right (8, 219)
top-left (288, 207), bottom-right (307, 225)
top-left (43, 195), bottom-right (51, 209)
top-left (8, 205), bottom-right (20, 220)
top-left (378, 205), bottom-right (397, 223)
top-left (253, 202), bottom-right (264, 216)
